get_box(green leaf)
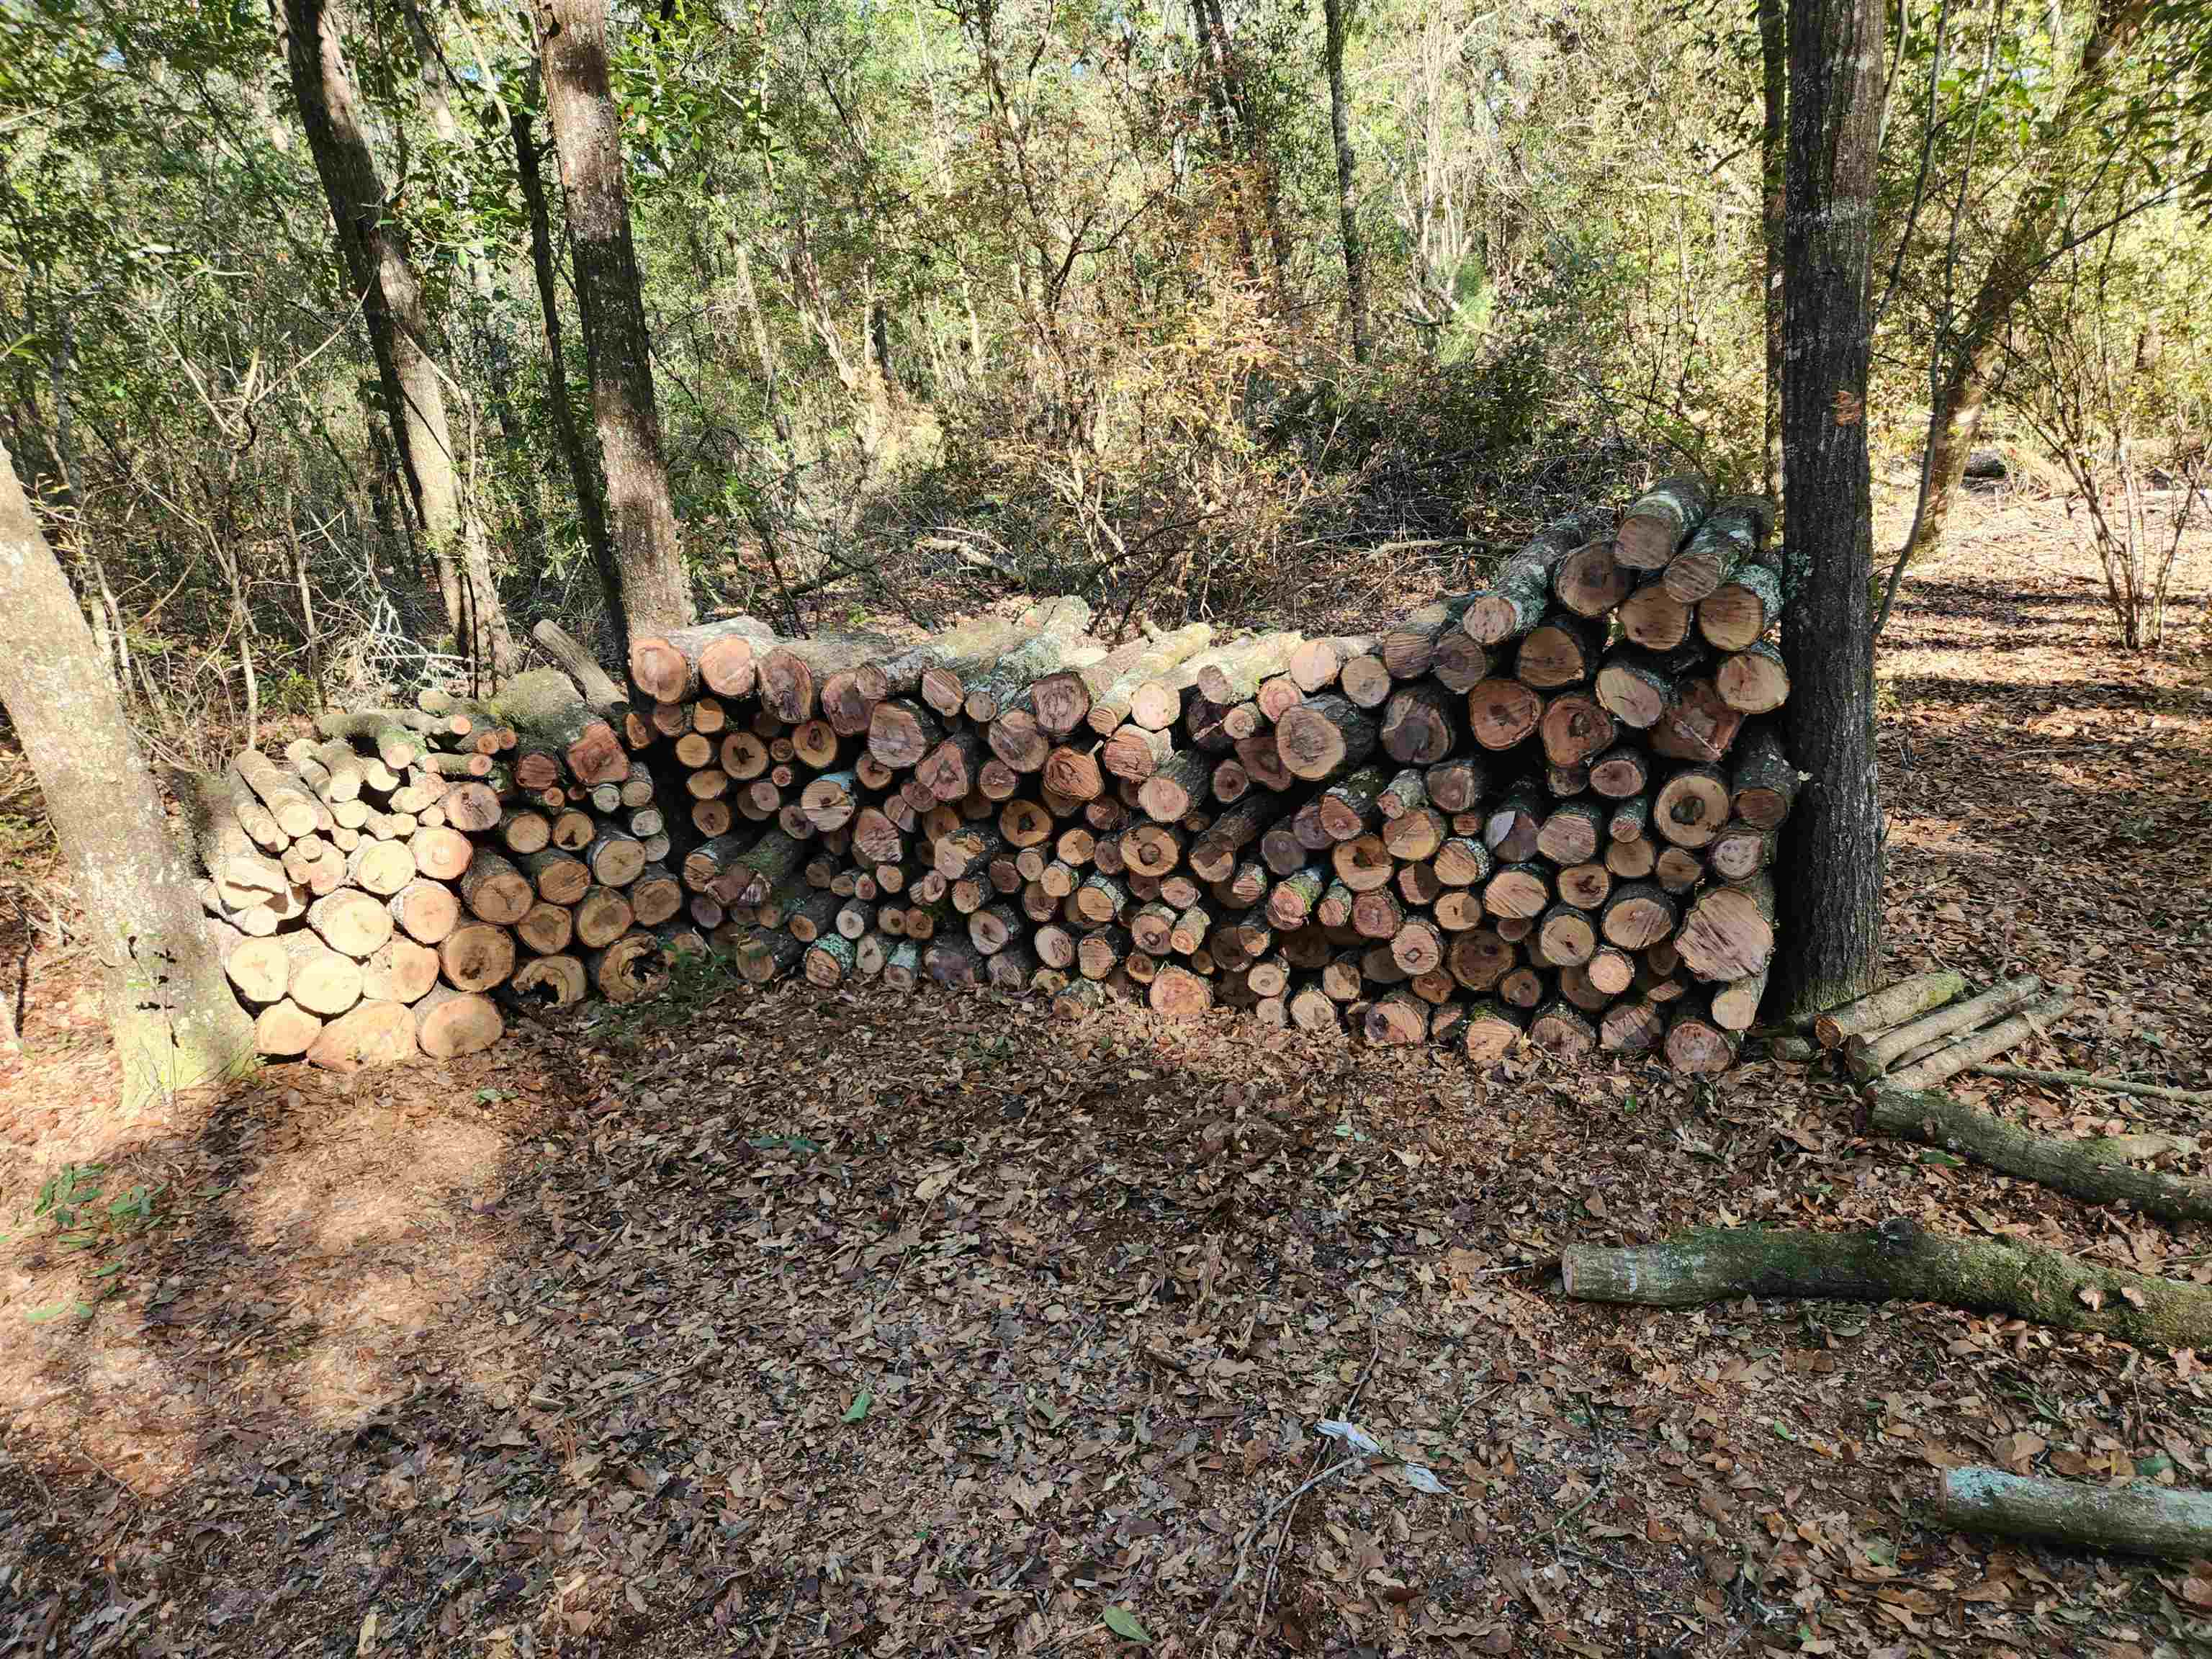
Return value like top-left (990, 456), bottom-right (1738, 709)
top-left (1918, 1149), bottom-right (1965, 1167)
top-left (842, 1389), bottom-right (873, 1423)
top-left (1102, 1605), bottom-right (1151, 1644)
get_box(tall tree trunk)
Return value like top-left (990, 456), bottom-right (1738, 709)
top-left (511, 103), bottom-right (626, 643)
top-left (1901, 0), bottom-right (2149, 567)
top-left (481, 320), bottom-right (550, 567)
top-left (279, 0), bottom-right (516, 680)
top-left (529, 0), bottom-right (696, 642)
top-left (1774, 0), bottom-right (1886, 1019)
top-left (1758, 0), bottom-right (1786, 498)
top-left (1321, 0), bottom-right (1370, 364)
top-left (0, 440), bottom-right (253, 1105)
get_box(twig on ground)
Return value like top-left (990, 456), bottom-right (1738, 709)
top-left (1972, 1064), bottom-right (2212, 1104)
top-left (1199, 1454), bottom-right (1362, 1632)
top-left (1254, 1326), bottom-right (1382, 1638)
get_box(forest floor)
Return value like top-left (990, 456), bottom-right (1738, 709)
top-left (0, 485), bottom-right (2210, 1659)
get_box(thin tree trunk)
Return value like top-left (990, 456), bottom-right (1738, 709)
top-left (1773, 0), bottom-right (1886, 1019)
top-left (1758, 0), bottom-right (1786, 498)
top-left (511, 102), bottom-right (626, 642)
top-left (529, 0), bottom-right (696, 643)
top-left (1900, 0), bottom-right (2149, 568)
top-left (1321, 0), bottom-right (1370, 364)
top-left (482, 321), bottom-right (549, 566)
top-left (0, 440), bottom-right (253, 1105)
top-left (279, 0), bottom-right (516, 679)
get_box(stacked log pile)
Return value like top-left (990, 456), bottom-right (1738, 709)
top-left (172, 623), bottom-right (685, 1068)
top-left (173, 477), bottom-right (1797, 1076)
top-left (612, 479), bottom-right (1794, 1073)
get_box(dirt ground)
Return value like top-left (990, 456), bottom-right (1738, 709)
top-left (1, 486), bottom-right (2209, 1659)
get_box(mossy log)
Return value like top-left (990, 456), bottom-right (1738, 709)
top-left (1463, 510), bottom-right (1614, 646)
top-left (493, 668), bottom-right (627, 785)
top-left (1698, 562), bottom-right (1784, 652)
top-left (1941, 1469), bottom-right (2212, 1560)
top-left (1866, 1085), bottom-right (2212, 1226)
top-left (960, 603), bottom-right (1096, 721)
top-left (1613, 475), bottom-right (1711, 570)
top-left (314, 709), bottom-right (421, 769)
top-left (1563, 1221), bottom-right (2212, 1349)
top-left (1729, 722), bottom-right (1799, 827)
top-left (1661, 493), bottom-right (1778, 602)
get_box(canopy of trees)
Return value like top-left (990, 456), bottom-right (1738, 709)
top-left (0, 0), bottom-right (2206, 755)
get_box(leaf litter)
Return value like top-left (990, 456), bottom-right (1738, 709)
top-left (0, 497), bottom-right (2206, 1654)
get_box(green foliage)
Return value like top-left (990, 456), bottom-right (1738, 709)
top-left (12, 1161), bottom-right (163, 1323)
top-left (2, 0), bottom-right (2209, 704)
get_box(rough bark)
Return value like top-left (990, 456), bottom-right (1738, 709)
top-left (1614, 475), bottom-right (1712, 570)
top-left (280, 0), bottom-right (514, 678)
top-left (1774, 0), bottom-right (1885, 1018)
top-left (513, 100), bottom-right (623, 637)
top-left (529, 0), bottom-right (694, 641)
top-left (1758, 0), bottom-right (1786, 496)
top-left (1320, 0), bottom-right (1369, 363)
top-left (0, 443), bottom-right (253, 1102)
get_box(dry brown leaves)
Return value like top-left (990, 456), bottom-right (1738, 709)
top-left (0, 490), bottom-right (2207, 1658)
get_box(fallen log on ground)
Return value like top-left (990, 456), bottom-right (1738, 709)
top-left (1561, 1221), bottom-right (2212, 1349)
top-left (1810, 970), bottom-right (1969, 1047)
top-left (1885, 992), bottom-right (2072, 1089)
top-left (1845, 974), bottom-right (2043, 1078)
top-left (1941, 1468), bottom-right (2212, 1560)
top-left (1866, 1084), bottom-right (2212, 1226)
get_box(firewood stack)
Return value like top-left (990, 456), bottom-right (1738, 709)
top-left (612, 476), bottom-right (1795, 1074)
top-left (171, 476), bottom-right (1797, 1076)
top-left (172, 621), bottom-right (689, 1069)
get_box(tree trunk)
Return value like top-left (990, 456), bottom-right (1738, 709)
top-left (1900, 0), bottom-right (2150, 572)
top-left (1773, 0), bottom-right (1885, 1020)
top-left (1321, 0), bottom-right (1370, 363)
top-left (0, 441), bottom-right (253, 1105)
top-left (1758, 0), bottom-right (1786, 498)
top-left (529, 0), bottom-right (695, 642)
top-left (279, 0), bottom-right (515, 680)
top-left (511, 100), bottom-right (624, 640)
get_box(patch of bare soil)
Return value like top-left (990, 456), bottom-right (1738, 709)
top-left (1, 490), bottom-right (2210, 1659)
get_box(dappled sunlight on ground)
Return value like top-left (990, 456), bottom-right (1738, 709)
top-left (0, 488), bottom-right (2206, 1653)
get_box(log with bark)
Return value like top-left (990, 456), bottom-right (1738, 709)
top-left (1866, 1085), bottom-right (2212, 1225)
top-left (1563, 1220), bottom-right (2212, 1349)
top-left (1940, 1470), bottom-right (2212, 1560)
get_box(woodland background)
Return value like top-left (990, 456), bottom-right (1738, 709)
top-left (4, 0), bottom-right (2208, 789)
